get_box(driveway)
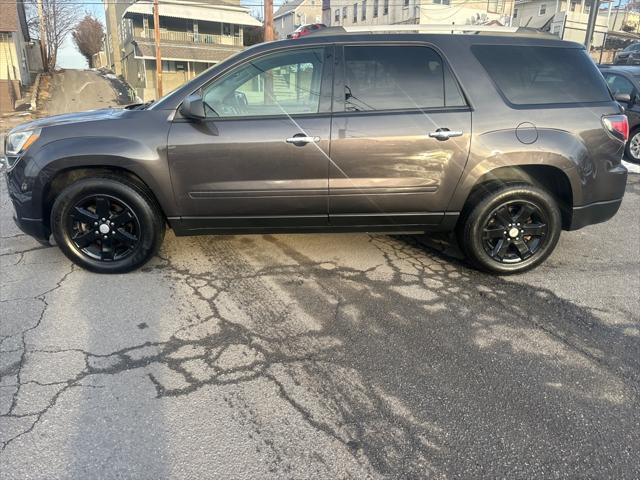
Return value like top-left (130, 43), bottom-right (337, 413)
top-left (1, 70), bottom-right (639, 479)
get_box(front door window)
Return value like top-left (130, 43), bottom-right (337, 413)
top-left (201, 47), bottom-right (326, 118)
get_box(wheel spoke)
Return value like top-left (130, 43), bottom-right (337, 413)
top-left (110, 210), bottom-right (133, 228)
top-left (73, 230), bottom-right (98, 248)
top-left (521, 223), bottom-right (547, 237)
top-left (95, 196), bottom-right (111, 220)
top-left (494, 206), bottom-right (512, 228)
top-left (113, 228), bottom-right (138, 247)
top-left (483, 227), bottom-right (505, 240)
top-left (72, 206), bottom-right (99, 224)
top-left (491, 238), bottom-right (510, 260)
top-left (513, 204), bottom-right (535, 223)
top-left (513, 238), bottom-right (532, 260)
top-left (100, 237), bottom-right (115, 261)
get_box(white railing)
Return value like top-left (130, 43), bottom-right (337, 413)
top-left (137, 29), bottom-right (242, 47)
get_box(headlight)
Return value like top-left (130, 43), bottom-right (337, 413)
top-left (3, 129), bottom-right (40, 170)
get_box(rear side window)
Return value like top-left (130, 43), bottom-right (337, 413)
top-left (472, 45), bottom-right (611, 105)
top-left (342, 45), bottom-right (466, 112)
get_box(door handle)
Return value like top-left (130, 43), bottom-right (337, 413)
top-left (428, 129), bottom-right (463, 141)
top-left (285, 135), bottom-right (320, 145)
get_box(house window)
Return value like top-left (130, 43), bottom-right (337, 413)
top-left (343, 6), bottom-right (347, 18)
top-left (353, 3), bottom-right (358, 22)
top-left (335, 8), bottom-right (340, 22)
top-left (539, 4), bottom-right (546, 15)
top-left (513, 8), bottom-right (518, 18)
top-left (373, 0), bottom-right (378, 17)
top-left (487, 0), bottom-right (504, 13)
top-left (162, 60), bottom-right (176, 72)
top-left (362, 0), bottom-right (367, 20)
top-left (223, 23), bottom-right (231, 35)
top-left (404, 0), bottom-right (409, 6)
top-left (383, 0), bottom-right (389, 14)
top-left (432, 0), bottom-right (450, 4)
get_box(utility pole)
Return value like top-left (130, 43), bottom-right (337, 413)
top-left (263, 0), bottom-right (273, 104)
top-left (612, 0), bottom-right (621, 31)
top-left (36, 0), bottom-right (48, 71)
top-left (153, 0), bottom-right (163, 98)
top-left (264, 0), bottom-right (274, 41)
top-left (584, 0), bottom-right (601, 51)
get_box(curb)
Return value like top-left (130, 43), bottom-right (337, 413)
top-left (622, 160), bottom-right (640, 174)
top-left (30, 73), bottom-right (42, 112)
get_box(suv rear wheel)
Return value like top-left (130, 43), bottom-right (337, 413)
top-left (458, 184), bottom-right (561, 274)
top-left (50, 176), bottom-right (165, 273)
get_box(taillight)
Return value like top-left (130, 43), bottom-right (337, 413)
top-left (602, 114), bottom-right (629, 142)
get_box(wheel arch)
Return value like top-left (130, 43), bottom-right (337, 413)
top-left (42, 166), bottom-right (167, 230)
top-left (458, 165), bottom-right (574, 229)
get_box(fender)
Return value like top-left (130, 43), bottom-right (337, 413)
top-left (447, 127), bottom-right (621, 212)
top-left (26, 133), bottom-right (178, 218)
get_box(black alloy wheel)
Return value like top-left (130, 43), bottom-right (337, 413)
top-left (68, 194), bottom-right (141, 261)
top-left (458, 184), bottom-right (561, 274)
top-left (481, 200), bottom-right (548, 264)
top-left (51, 175), bottom-right (165, 273)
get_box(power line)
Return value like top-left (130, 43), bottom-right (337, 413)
top-left (9, 0), bottom-right (492, 4)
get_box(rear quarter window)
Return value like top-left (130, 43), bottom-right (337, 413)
top-left (471, 45), bottom-right (612, 105)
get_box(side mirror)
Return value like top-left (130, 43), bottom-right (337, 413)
top-left (179, 93), bottom-right (206, 120)
top-left (614, 92), bottom-right (632, 104)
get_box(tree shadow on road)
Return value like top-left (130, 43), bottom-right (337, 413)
top-left (133, 232), bottom-right (639, 478)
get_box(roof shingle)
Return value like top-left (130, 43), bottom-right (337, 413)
top-left (134, 41), bottom-right (242, 63)
top-left (0, 0), bottom-right (19, 32)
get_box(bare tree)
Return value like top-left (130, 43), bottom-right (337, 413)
top-left (72, 15), bottom-right (104, 68)
top-left (26, 0), bottom-right (80, 71)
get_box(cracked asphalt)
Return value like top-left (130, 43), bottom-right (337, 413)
top-left (1, 70), bottom-right (639, 479)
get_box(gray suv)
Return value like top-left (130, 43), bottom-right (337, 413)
top-left (3, 30), bottom-right (628, 274)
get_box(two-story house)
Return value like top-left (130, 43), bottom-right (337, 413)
top-left (115, 0), bottom-right (261, 101)
top-left (0, 0), bottom-right (34, 112)
top-left (322, 0), bottom-right (514, 29)
top-left (103, 0), bottom-right (134, 76)
top-left (512, 0), bottom-right (612, 51)
top-left (274, 0), bottom-right (324, 39)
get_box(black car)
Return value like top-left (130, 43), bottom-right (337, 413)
top-left (599, 64), bottom-right (640, 163)
top-left (3, 28), bottom-right (628, 274)
top-left (614, 43), bottom-right (640, 65)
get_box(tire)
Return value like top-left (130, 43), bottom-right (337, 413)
top-left (50, 176), bottom-right (165, 273)
top-left (625, 128), bottom-right (640, 165)
top-left (457, 184), bottom-right (561, 275)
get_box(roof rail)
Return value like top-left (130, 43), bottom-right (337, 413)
top-left (338, 24), bottom-right (520, 34)
top-left (308, 25), bottom-right (559, 37)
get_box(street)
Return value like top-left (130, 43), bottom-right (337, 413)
top-left (1, 70), bottom-right (639, 479)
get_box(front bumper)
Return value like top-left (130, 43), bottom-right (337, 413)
top-left (12, 214), bottom-right (51, 244)
top-left (4, 165), bottom-right (51, 244)
top-left (568, 198), bottom-right (623, 230)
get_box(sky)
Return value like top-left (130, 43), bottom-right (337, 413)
top-left (57, 2), bottom-right (107, 68)
top-left (57, 0), bottom-right (283, 69)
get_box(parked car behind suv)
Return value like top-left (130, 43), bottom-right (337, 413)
top-left (614, 42), bottom-right (640, 65)
top-left (287, 23), bottom-right (327, 39)
top-left (3, 27), bottom-right (628, 274)
top-left (599, 64), bottom-right (640, 163)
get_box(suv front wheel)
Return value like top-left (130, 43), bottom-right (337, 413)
top-left (50, 176), bottom-right (165, 273)
top-left (458, 184), bottom-right (561, 274)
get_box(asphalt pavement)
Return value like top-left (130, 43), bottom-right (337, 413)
top-left (0, 70), bottom-right (639, 479)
